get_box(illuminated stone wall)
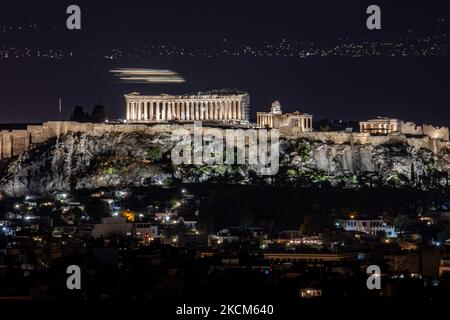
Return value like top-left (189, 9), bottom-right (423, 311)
top-left (0, 121), bottom-right (449, 160)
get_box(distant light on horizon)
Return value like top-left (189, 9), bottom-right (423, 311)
top-left (110, 68), bottom-right (186, 83)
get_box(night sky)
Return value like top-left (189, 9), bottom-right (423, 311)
top-left (0, 0), bottom-right (449, 125)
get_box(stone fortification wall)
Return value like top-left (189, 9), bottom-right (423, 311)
top-left (1, 121), bottom-right (449, 160)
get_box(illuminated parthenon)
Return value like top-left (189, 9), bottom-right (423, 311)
top-left (125, 90), bottom-right (250, 123)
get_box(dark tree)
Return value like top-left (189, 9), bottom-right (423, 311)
top-left (85, 198), bottom-right (111, 222)
top-left (70, 105), bottom-right (89, 122)
top-left (90, 104), bottom-right (108, 123)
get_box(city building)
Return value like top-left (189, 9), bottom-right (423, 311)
top-left (256, 101), bottom-right (313, 131)
top-left (92, 216), bottom-right (157, 241)
top-left (440, 249), bottom-right (450, 277)
top-left (359, 116), bottom-right (449, 141)
top-left (300, 288), bottom-right (323, 299)
top-left (154, 212), bottom-right (178, 223)
top-left (263, 252), bottom-right (358, 263)
top-left (125, 90), bottom-right (250, 123)
top-left (337, 218), bottom-right (397, 238)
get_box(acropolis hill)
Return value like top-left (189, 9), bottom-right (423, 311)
top-left (0, 120), bottom-right (449, 196)
top-left (1, 90), bottom-right (448, 159)
top-left (0, 91), bottom-right (449, 196)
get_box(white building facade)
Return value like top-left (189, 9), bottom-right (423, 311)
top-left (337, 219), bottom-right (397, 238)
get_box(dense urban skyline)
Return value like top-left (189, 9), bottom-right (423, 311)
top-left (0, 0), bottom-right (449, 125)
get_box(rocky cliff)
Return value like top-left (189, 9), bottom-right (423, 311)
top-left (1, 131), bottom-right (450, 196)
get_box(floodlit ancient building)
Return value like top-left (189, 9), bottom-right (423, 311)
top-left (360, 116), bottom-right (449, 141)
top-left (125, 90), bottom-right (250, 123)
top-left (359, 117), bottom-right (402, 134)
top-left (256, 101), bottom-right (313, 131)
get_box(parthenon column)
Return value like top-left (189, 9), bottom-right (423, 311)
top-left (238, 102), bottom-right (241, 120)
top-left (231, 101), bottom-right (235, 119)
top-left (149, 101), bottom-right (154, 121)
top-left (216, 102), bottom-right (220, 119)
top-left (230, 101), bottom-right (235, 119)
top-left (194, 101), bottom-right (200, 120)
top-left (142, 101), bottom-right (147, 121)
top-left (216, 102), bottom-right (220, 120)
top-left (193, 102), bottom-right (198, 120)
top-left (204, 102), bottom-right (209, 120)
top-left (167, 102), bottom-right (172, 120)
top-left (198, 102), bottom-right (203, 120)
top-left (237, 101), bottom-right (242, 120)
top-left (181, 102), bottom-right (185, 120)
top-left (155, 101), bottom-right (160, 121)
top-left (129, 102), bottom-right (132, 120)
top-left (191, 102), bottom-right (195, 120)
top-left (202, 102), bottom-right (206, 120)
top-left (185, 102), bottom-right (189, 120)
top-left (224, 101), bottom-right (229, 120)
top-left (172, 102), bottom-right (176, 120)
top-left (208, 102), bottom-right (213, 119)
top-left (136, 102), bottom-right (139, 120)
top-left (224, 101), bottom-right (228, 119)
top-left (176, 102), bottom-right (180, 120)
top-left (219, 101), bottom-right (225, 120)
top-left (136, 102), bottom-right (140, 120)
top-left (163, 101), bottom-right (166, 121)
top-left (201, 102), bottom-right (205, 120)
top-left (226, 101), bottom-right (229, 120)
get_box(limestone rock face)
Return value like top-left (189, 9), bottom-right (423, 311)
top-left (0, 132), bottom-right (172, 196)
top-left (1, 132), bottom-right (449, 196)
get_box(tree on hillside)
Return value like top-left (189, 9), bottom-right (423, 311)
top-left (70, 106), bottom-right (89, 122)
top-left (91, 104), bottom-right (108, 123)
top-left (85, 198), bottom-right (111, 222)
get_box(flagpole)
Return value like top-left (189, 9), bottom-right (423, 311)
top-left (59, 98), bottom-right (62, 121)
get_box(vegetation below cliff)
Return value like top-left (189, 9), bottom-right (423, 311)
top-left (1, 131), bottom-right (450, 196)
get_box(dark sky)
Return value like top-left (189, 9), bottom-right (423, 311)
top-left (0, 0), bottom-right (449, 125)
